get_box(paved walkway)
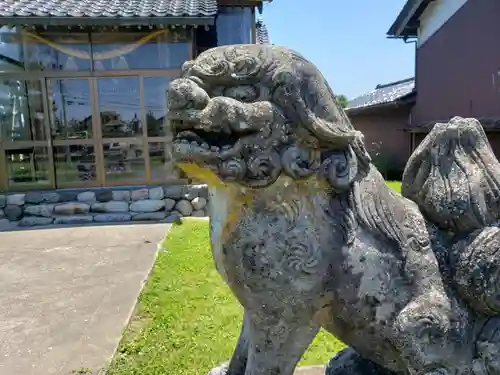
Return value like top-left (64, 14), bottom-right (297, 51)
top-left (0, 224), bottom-right (169, 375)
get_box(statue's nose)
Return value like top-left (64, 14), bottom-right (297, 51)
top-left (182, 60), bottom-right (194, 74)
top-left (167, 78), bottom-right (210, 111)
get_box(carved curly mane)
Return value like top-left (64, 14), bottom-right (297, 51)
top-left (322, 132), bottom-right (424, 252)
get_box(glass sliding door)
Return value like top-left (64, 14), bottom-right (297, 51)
top-left (0, 77), bottom-right (52, 190)
top-left (45, 75), bottom-right (180, 188)
top-left (0, 26), bottom-right (191, 192)
top-left (142, 76), bottom-right (179, 181)
top-left (0, 73), bottom-right (185, 192)
top-left (95, 77), bottom-right (146, 186)
top-left (47, 78), bottom-right (99, 188)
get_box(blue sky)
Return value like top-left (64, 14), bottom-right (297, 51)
top-left (262, 0), bottom-right (415, 100)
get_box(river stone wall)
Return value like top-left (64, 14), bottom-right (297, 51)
top-left (0, 184), bottom-right (209, 231)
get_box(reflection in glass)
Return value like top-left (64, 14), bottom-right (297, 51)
top-left (97, 77), bottom-right (142, 138)
top-left (6, 147), bottom-right (50, 186)
top-left (54, 145), bottom-right (96, 184)
top-left (0, 79), bottom-right (47, 141)
top-left (24, 32), bottom-right (91, 71)
top-left (0, 27), bottom-right (25, 72)
top-left (49, 79), bottom-right (93, 140)
top-left (149, 142), bottom-right (179, 181)
top-left (216, 7), bottom-right (253, 45)
top-left (103, 142), bottom-right (145, 184)
top-left (143, 77), bottom-right (175, 137)
top-left (164, 42), bottom-right (191, 69)
top-left (91, 31), bottom-right (190, 70)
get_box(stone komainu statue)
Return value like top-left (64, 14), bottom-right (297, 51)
top-left (166, 44), bottom-right (500, 375)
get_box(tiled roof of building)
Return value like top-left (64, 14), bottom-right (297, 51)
top-left (0, 0), bottom-right (217, 24)
top-left (256, 19), bottom-right (269, 44)
top-left (346, 77), bottom-right (415, 111)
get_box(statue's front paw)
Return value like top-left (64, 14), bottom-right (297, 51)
top-left (326, 348), bottom-right (396, 375)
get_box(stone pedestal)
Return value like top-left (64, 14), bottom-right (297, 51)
top-left (295, 365), bottom-right (326, 375)
top-left (206, 365), bottom-right (325, 375)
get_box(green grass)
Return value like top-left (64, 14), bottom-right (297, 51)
top-left (386, 180), bottom-right (401, 193)
top-left (107, 219), bottom-right (345, 375)
top-left (107, 181), bottom-right (403, 375)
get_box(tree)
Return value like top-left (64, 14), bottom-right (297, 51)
top-left (335, 94), bottom-right (349, 109)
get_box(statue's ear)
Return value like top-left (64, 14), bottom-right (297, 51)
top-left (272, 70), bottom-right (357, 147)
top-left (306, 114), bottom-right (357, 148)
top-left (300, 72), bottom-right (357, 146)
top-left (320, 132), bottom-right (370, 191)
top-left (320, 145), bottom-right (358, 192)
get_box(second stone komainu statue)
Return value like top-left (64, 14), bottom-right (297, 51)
top-left (165, 43), bottom-right (500, 375)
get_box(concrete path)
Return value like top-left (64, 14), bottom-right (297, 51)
top-left (0, 224), bottom-right (169, 375)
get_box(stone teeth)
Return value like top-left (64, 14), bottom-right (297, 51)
top-left (222, 145), bottom-right (231, 151)
top-left (191, 141), bottom-right (198, 147)
top-left (180, 139), bottom-right (189, 144)
top-left (210, 146), bottom-right (220, 152)
top-left (201, 143), bottom-right (209, 149)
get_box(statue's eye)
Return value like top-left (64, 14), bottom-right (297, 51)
top-left (211, 60), bottom-right (230, 75)
top-left (232, 56), bottom-right (259, 77)
top-left (223, 85), bottom-right (258, 103)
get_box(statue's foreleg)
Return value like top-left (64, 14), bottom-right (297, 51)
top-left (225, 311), bottom-right (251, 375)
top-left (243, 309), bottom-right (320, 375)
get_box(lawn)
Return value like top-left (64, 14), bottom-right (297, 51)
top-left (106, 181), bottom-right (403, 375)
top-left (107, 219), bottom-right (345, 375)
top-left (386, 180), bottom-right (401, 193)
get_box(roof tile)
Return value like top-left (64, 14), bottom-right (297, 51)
top-left (0, 0), bottom-right (218, 18)
top-left (256, 19), bottom-right (269, 44)
top-left (347, 78), bottom-right (415, 110)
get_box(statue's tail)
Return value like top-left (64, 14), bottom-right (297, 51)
top-left (402, 117), bottom-right (500, 318)
top-left (452, 225), bottom-right (500, 316)
top-left (401, 117), bottom-right (500, 234)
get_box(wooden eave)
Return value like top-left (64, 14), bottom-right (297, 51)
top-left (218, 0), bottom-right (269, 5)
top-left (387, 0), bottom-right (434, 39)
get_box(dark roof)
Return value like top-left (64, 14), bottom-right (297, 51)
top-left (346, 78), bottom-right (415, 113)
top-left (0, 0), bottom-right (217, 26)
top-left (256, 19), bottom-right (269, 44)
top-left (387, 0), bottom-right (432, 38)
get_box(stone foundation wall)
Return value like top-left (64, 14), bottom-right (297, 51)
top-left (0, 184), bottom-right (209, 231)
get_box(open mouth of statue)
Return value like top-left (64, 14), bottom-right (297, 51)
top-left (170, 119), bottom-right (248, 161)
top-left (175, 129), bottom-right (241, 151)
